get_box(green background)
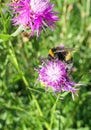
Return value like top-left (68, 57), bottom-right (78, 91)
top-left (0, 0), bottom-right (91, 129)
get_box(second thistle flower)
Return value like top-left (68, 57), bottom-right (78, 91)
top-left (37, 60), bottom-right (79, 99)
top-left (10, 0), bottom-right (59, 37)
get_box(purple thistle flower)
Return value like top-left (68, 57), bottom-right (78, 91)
top-left (10, 0), bottom-right (59, 37)
top-left (36, 60), bottom-right (79, 99)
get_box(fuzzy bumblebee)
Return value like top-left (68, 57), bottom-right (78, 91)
top-left (48, 46), bottom-right (74, 71)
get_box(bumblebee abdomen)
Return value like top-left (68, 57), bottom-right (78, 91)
top-left (65, 52), bottom-right (72, 64)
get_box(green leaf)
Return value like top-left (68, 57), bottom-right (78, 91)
top-left (60, 92), bottom-right (69, 97)
top-left (0, 34), bottom-right (11, 42)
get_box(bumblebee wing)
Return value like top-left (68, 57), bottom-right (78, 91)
top-left (54, 48), bottom-right (77, 53)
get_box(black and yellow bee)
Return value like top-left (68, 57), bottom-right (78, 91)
top-left (48, 46), bottom-right (75, 71)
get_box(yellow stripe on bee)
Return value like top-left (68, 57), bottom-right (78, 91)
top-left (65, 52), bottom-right (72, 61)
top-left (49, 49), bottom-right (54, 57)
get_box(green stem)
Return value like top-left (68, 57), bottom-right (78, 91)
top-left (8, 41), bottom-right (41, 114)
top-left (11, 25), bottom-right (24, 37)
top-left (50, 94), bottom-right (60, 129)
top-left (86, 0), bottom-right (90, 16)
top-left (62, 0), bottom-right (68, 38)
top-left (8, 40), bottom-right (50, 130)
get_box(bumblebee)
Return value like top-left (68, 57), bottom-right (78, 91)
top-left (48, 46), bottom-right (74, 71)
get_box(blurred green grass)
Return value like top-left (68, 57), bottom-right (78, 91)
top-left (0, 0), bottom-right (91, 130)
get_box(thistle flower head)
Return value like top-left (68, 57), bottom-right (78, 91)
top-left (10, 0), bottom-right (59, 37)
top-left (36, 60), bottom-right (79, 99)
